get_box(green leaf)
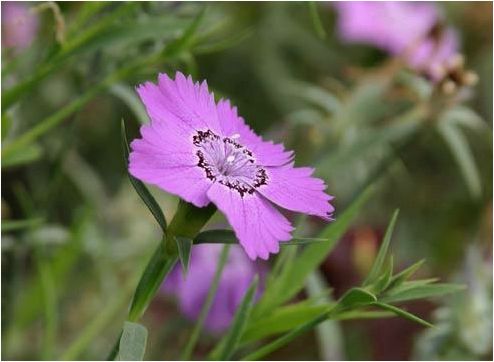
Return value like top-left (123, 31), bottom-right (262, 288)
top-left (441, 106), bottom-right (488, 133)
top-left (1, 217), bottom-right (44, 232)
top-left (382, 283), bottom-right (465, 304)
top-left (121, 119), bottom-right (167, 233)
top-left (334, 310), bottom-right (395, 320)
top-left (194, 229), bottom-right (327, 246)
top-left (387, 259), bottom-right (426, 289)
top-left (117, 322), bottom-right (148, 361)
top-left (175, 236), bottom-right (192, 276)
top-left (240, 312), bottom-right (329, 361)
top-left (334, 288), bottom-right (377, 312)
top-left (437, 120), bottom-right (482, 199)
top-left (213, 276), bottom-right (259, 360)
top-left (1, 143), bottom-right (43, 168)
top-left (181, 244), bottom-right (230, 360)
top-left (372, 255), bottom-right (394, 293)
top-left (241, 303), bottom-right (330, 344)
top-left (163, 7), bottom-right (206, 57)
top-left (127, 243), bottom-right (177, 322)
top-left (363, 209), bottom-right (399, 286)
top-left (372, 302), bottom-right (432, 328)
top-left (253, 185), bottom-right (375, 318)
top-left (308, 2), bottom-right (326, 39)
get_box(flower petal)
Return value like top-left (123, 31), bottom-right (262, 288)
top-left (217, 99), bottom-right (293, 166)
top-left (129, 128), bottom-right (212, 207)
top-left (157, 72), bottom-right (223, 134)
top-left (258, 163), bottom-right (335, 219)
top-left (207, 183), bottom-right (293, 260)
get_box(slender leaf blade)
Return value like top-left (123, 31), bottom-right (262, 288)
top-left (387, 259), bottom-right (426, 290)
top-left (372, 302), bottom-right (432, 328)
top-left (214, 276), bottom-right (259, 360)
top-left (121, 119), bottom-right (167, 232)
top-left (363, 209), bottom-right (399, 286)
top-left (382, 283), bottom-right (465, 304)
top-left (257, 185), bottom-right (375, 314)
top-left (175, 236), bottom-right (193, 276)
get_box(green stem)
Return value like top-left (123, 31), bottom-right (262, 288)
top-left (180, 244), bottom-right (231, 360)
top-left (107, 201), bottom-right (216, 360)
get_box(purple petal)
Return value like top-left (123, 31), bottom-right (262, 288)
top-left (206, 183), bottom-right (293, 260)
top-left (258, 163), bottom-right (334, 220)
top-left (216, 99), bottom-right (294, 166)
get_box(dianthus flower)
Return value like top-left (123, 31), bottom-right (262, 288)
top-left (2, 2), bottom-right (39, 52)
top-left (333, 1), bottom-right (459, 81)
top-left (129, 72), bottom-right (334, 260)
top-left (162, 244), bottom-right (263, 332)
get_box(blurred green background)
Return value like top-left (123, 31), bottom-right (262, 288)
top-left (1, 2), bottom-right (492, 360)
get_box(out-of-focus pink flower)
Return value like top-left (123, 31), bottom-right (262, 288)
top-left (129, 72), bottom-right (335, 260)
top-left (162, 244), bottom-right (263, 332)
top-left (333, 2), bottom-right (460, 82)
top-left (2, 2), bottom-right (39, 52)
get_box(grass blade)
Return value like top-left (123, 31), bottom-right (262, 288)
top-left (363, 209), bottom-right (399, 286)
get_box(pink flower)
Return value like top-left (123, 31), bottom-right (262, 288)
top-left (2, 2), bottom-right (39, 52)
top-left (333, 2), bottom-right (460, 81)
top-left (162, 244), bottom-right (263, 332)
top-left (129, 72), bottom-right (334, 260)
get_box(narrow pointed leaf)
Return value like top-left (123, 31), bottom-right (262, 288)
top-left (194, 229), bottom-right (327, 246)
top-left (128, 243), bottom-right (177, 322)
top-left (387, 259), bottom-right (426, 290)
top-left (437, 121), bottom-right (482, 198)
top-left (2, 143), bottom-right (43, 168)
top-left (363, 209), bottom-right (399, 286)
top-left (372, 255), bottom-right (394, 293)
top-left (181, 245), bottom-right (230, 360)
top-left (372, 302), bottom-right (433, 328)
top-left (213, 276), bottom-right (259, 360)
top-left (382, 283), bottom-right (465, 303)
top-left (175, 236), bottom-right (193, 276)
top-left (254, 185), bottom-right (375, 317)
top-left (116, 322), bottom-right (148, 361)
top-left (121, 119), bottom-right (167, 232)
top-left (241, 303), bottom-right (330, 344)
top-left (240, 312), bottom-right (329, 361)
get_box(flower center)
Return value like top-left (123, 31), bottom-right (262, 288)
top-left (193, 130), bottom-right (268, 196)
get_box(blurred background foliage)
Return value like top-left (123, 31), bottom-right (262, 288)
top-left (1, 1), bottom-right (492, 360)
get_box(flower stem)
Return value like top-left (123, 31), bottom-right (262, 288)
top-left (180, 244), bottom-right (231, 360)
top-left (107, 201), bottom-right (216, 360)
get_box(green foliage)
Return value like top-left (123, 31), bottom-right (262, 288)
top-left (175, 236), bottom-right (193, 275)
top-left (116, 322), bottom-right (148, 361)
top-left (235, 211), bottom-right (465, 360)
top-left (121, 120), bottom-right (167, 233)
top-left (181, 245), bottom-right (230, 360)
top-left (211, 276), bottom-right (259, 360)
top-left (253, 184), bottom-right (375, 318)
